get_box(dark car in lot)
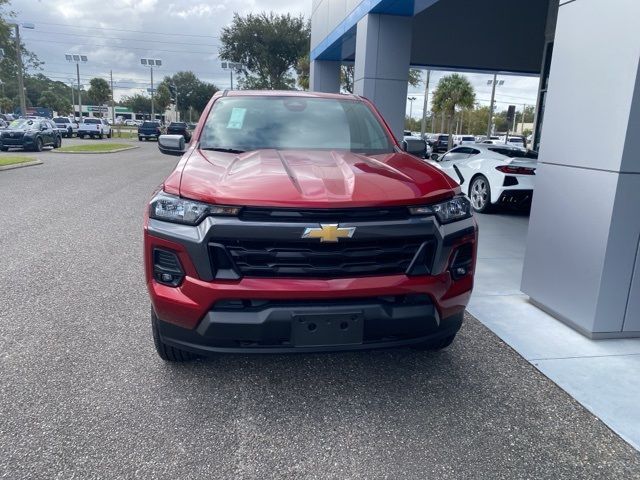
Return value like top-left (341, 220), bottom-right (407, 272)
top-left (166, 122), bottom-right (191, 142)
top-left (432, 134), bottom-right (450, 153)
top-left (138, 121), bottom-right (163, 141)
top-left (0, 118), bottom-right (62, 152)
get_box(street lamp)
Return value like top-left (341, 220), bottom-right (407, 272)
top-left (10, 22), bottom-right (35, 116)
top-left (141, 58), bottom-right (162, 119)
top-left (486, 75), bottom-right (505, 137)
top-left (221, 62), bottom-right (241, 90)
top-left (170, 83), bottom-right (179, 121)
top-left (407, 96), bottom-right (417, 120)
top-left (68, 78), bottom-right (75, 115)
top-left (66, 54), bottom-right (87, 121)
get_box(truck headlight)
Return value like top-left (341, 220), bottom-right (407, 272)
top-left (409, 196), bottom-right (471, 224)
top-left (149, 191), bottom-right (240, 225)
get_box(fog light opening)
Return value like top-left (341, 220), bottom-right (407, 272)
top-left (450, 243), bottom-right (473, 281)
top-left (153, 248), bottom-right (185, 287)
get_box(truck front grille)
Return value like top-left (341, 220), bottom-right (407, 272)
top-left (211, 238), bottom-right (432, 278)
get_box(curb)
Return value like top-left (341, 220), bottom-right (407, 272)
top-left (0, 159), bottom-right (43, 171)
top-left (50, 145), bottom-right (140, 155)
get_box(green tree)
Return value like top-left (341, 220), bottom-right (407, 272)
top-left (154, 84), bottom-right (172, 113)
top-left (0, 2), bottom-right (42, 107)
top-left (158, 71), bottom-right (218, 120)
top-left (462, 105), bottom-right (490, 135)
top-left (295, 54), bottom-right (310, 90)
top-left (120, 93), bottom-right (151, 114)
top-left (37, 89), bottom-right (71, 115)
top-left (219, 12), bottom-right (309, 90)
top-left (404, 116), bottom-right (421, 131)
top-left (432, 73), bottom-right (475, 148)
top-left (341, 67), bottom-right (422, 93)
top-left (87, 77), bottom-right (111, 110)
top-left (0, 95), bottom-right (12, 113)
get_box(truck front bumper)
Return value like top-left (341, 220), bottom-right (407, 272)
top-left (145, 212), bottom-right (477, 354)
top-left (156, 297), bottom-right (464, 354)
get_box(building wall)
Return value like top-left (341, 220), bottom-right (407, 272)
top-left (311, 0), bottom-right (362, 52)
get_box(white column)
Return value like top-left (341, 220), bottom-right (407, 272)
top-left (521, 0), bottom-right (640, 338)
top-left (310, 60), bottom-right (341, 93)
top-left (353, 13), bottom-right (412, 142)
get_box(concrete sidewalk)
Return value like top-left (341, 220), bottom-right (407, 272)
top-left (469, 212), bottom-right (640, 450)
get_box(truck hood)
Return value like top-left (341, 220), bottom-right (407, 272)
top-left (176, 149), bottom-right (459, 208)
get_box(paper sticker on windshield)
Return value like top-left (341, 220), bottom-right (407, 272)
top-left (227, 108), bottom-right (246, 129)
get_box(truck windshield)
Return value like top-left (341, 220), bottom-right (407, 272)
top-left (199, 96), bottom-right (395, 154)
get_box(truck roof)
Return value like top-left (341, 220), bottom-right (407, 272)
top-left (213, 90), bottom-right (357, 101)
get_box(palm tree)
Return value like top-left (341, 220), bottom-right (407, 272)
top-left (432, 74), bottom-right (476, 150)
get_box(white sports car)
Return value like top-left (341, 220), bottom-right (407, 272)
top-left (430, 144), bottom-right (537, 213)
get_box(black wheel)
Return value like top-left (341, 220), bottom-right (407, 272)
top-left (107, 131), bottom-right (112, 138)
top-left (138, 136), bottom-right (143, 141)
top-left (151, 309), bottom-right (199, 362)
top-left (78, 134), bottom-right (84, 139)
top-left (411, 333), bottom-right (457, 351)
top-left (54, 136), bottom-right (61, 149)
top-left (0, 146), bottom-right (8, 151)
top-left (67, 127), bottom-right (73, 137)
top-left (99, 133), bottom-right (104, 140)
top-left (33, 137), bottom-right (43, 152)
top-left (469, 174), bottom-right (492, 213)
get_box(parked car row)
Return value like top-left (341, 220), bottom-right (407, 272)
top-left (414, 132), bottom-right (530, 152)
top-left (139, 121), bottom-right (192, 142)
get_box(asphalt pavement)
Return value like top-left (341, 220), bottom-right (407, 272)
top-left (1, 139), bottom-right (639, 479)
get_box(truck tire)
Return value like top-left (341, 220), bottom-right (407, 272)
top-left (151, 309), bottom-right (199, 362)
top-left (0, 146), bottom-right (8, 151)
top-left (99, 133), bottom-right (104, 139)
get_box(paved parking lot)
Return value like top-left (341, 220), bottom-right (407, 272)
top-left (1, 141), bottom-right (639, 479)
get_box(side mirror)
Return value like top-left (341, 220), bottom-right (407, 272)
top-left (158, 134), bottom-right (186, 156)
top-left (402, 139), bottom-right (427, 158)
top-left (430, 153), bottom-right (440, 162)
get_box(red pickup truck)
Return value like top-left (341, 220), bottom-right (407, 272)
top-left (145, 91), bottom-right (477, 361)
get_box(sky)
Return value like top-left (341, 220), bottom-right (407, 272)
top-left (11, 0), bottom-right (539, 114)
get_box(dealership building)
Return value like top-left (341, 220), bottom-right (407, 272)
top-left (310, 0), bottom-right (640, 341)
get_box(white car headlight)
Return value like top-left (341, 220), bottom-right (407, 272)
top-left (409, 196), bottom-right (472, 224)
top-left (149, 191), bottom-right (240, 225)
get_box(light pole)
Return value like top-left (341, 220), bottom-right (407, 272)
top-left (407, 96), bottom-right (417, 121)
top-left (69, 78), bottom-right (75, 114)
top-left (420, 70), bottom-right (431, 138)
top-left (221, 62), bottom-right (241, 90)
top-left (10, 23), bottom-right (34, 116)
top-left (486, 75), bottom-right (504, 138)
top-left (170, 83), bottom-right (179, 121)
top-left (66, 54), bottom-right (87, 121)
top-left (141, 58), bottom-right (162, 120)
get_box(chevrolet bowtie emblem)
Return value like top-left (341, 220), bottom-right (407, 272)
top-left (302, 224), bottom-right (355, 243)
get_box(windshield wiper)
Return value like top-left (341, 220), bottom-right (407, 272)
top-left (200, 147), bottom-right (245, 154)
